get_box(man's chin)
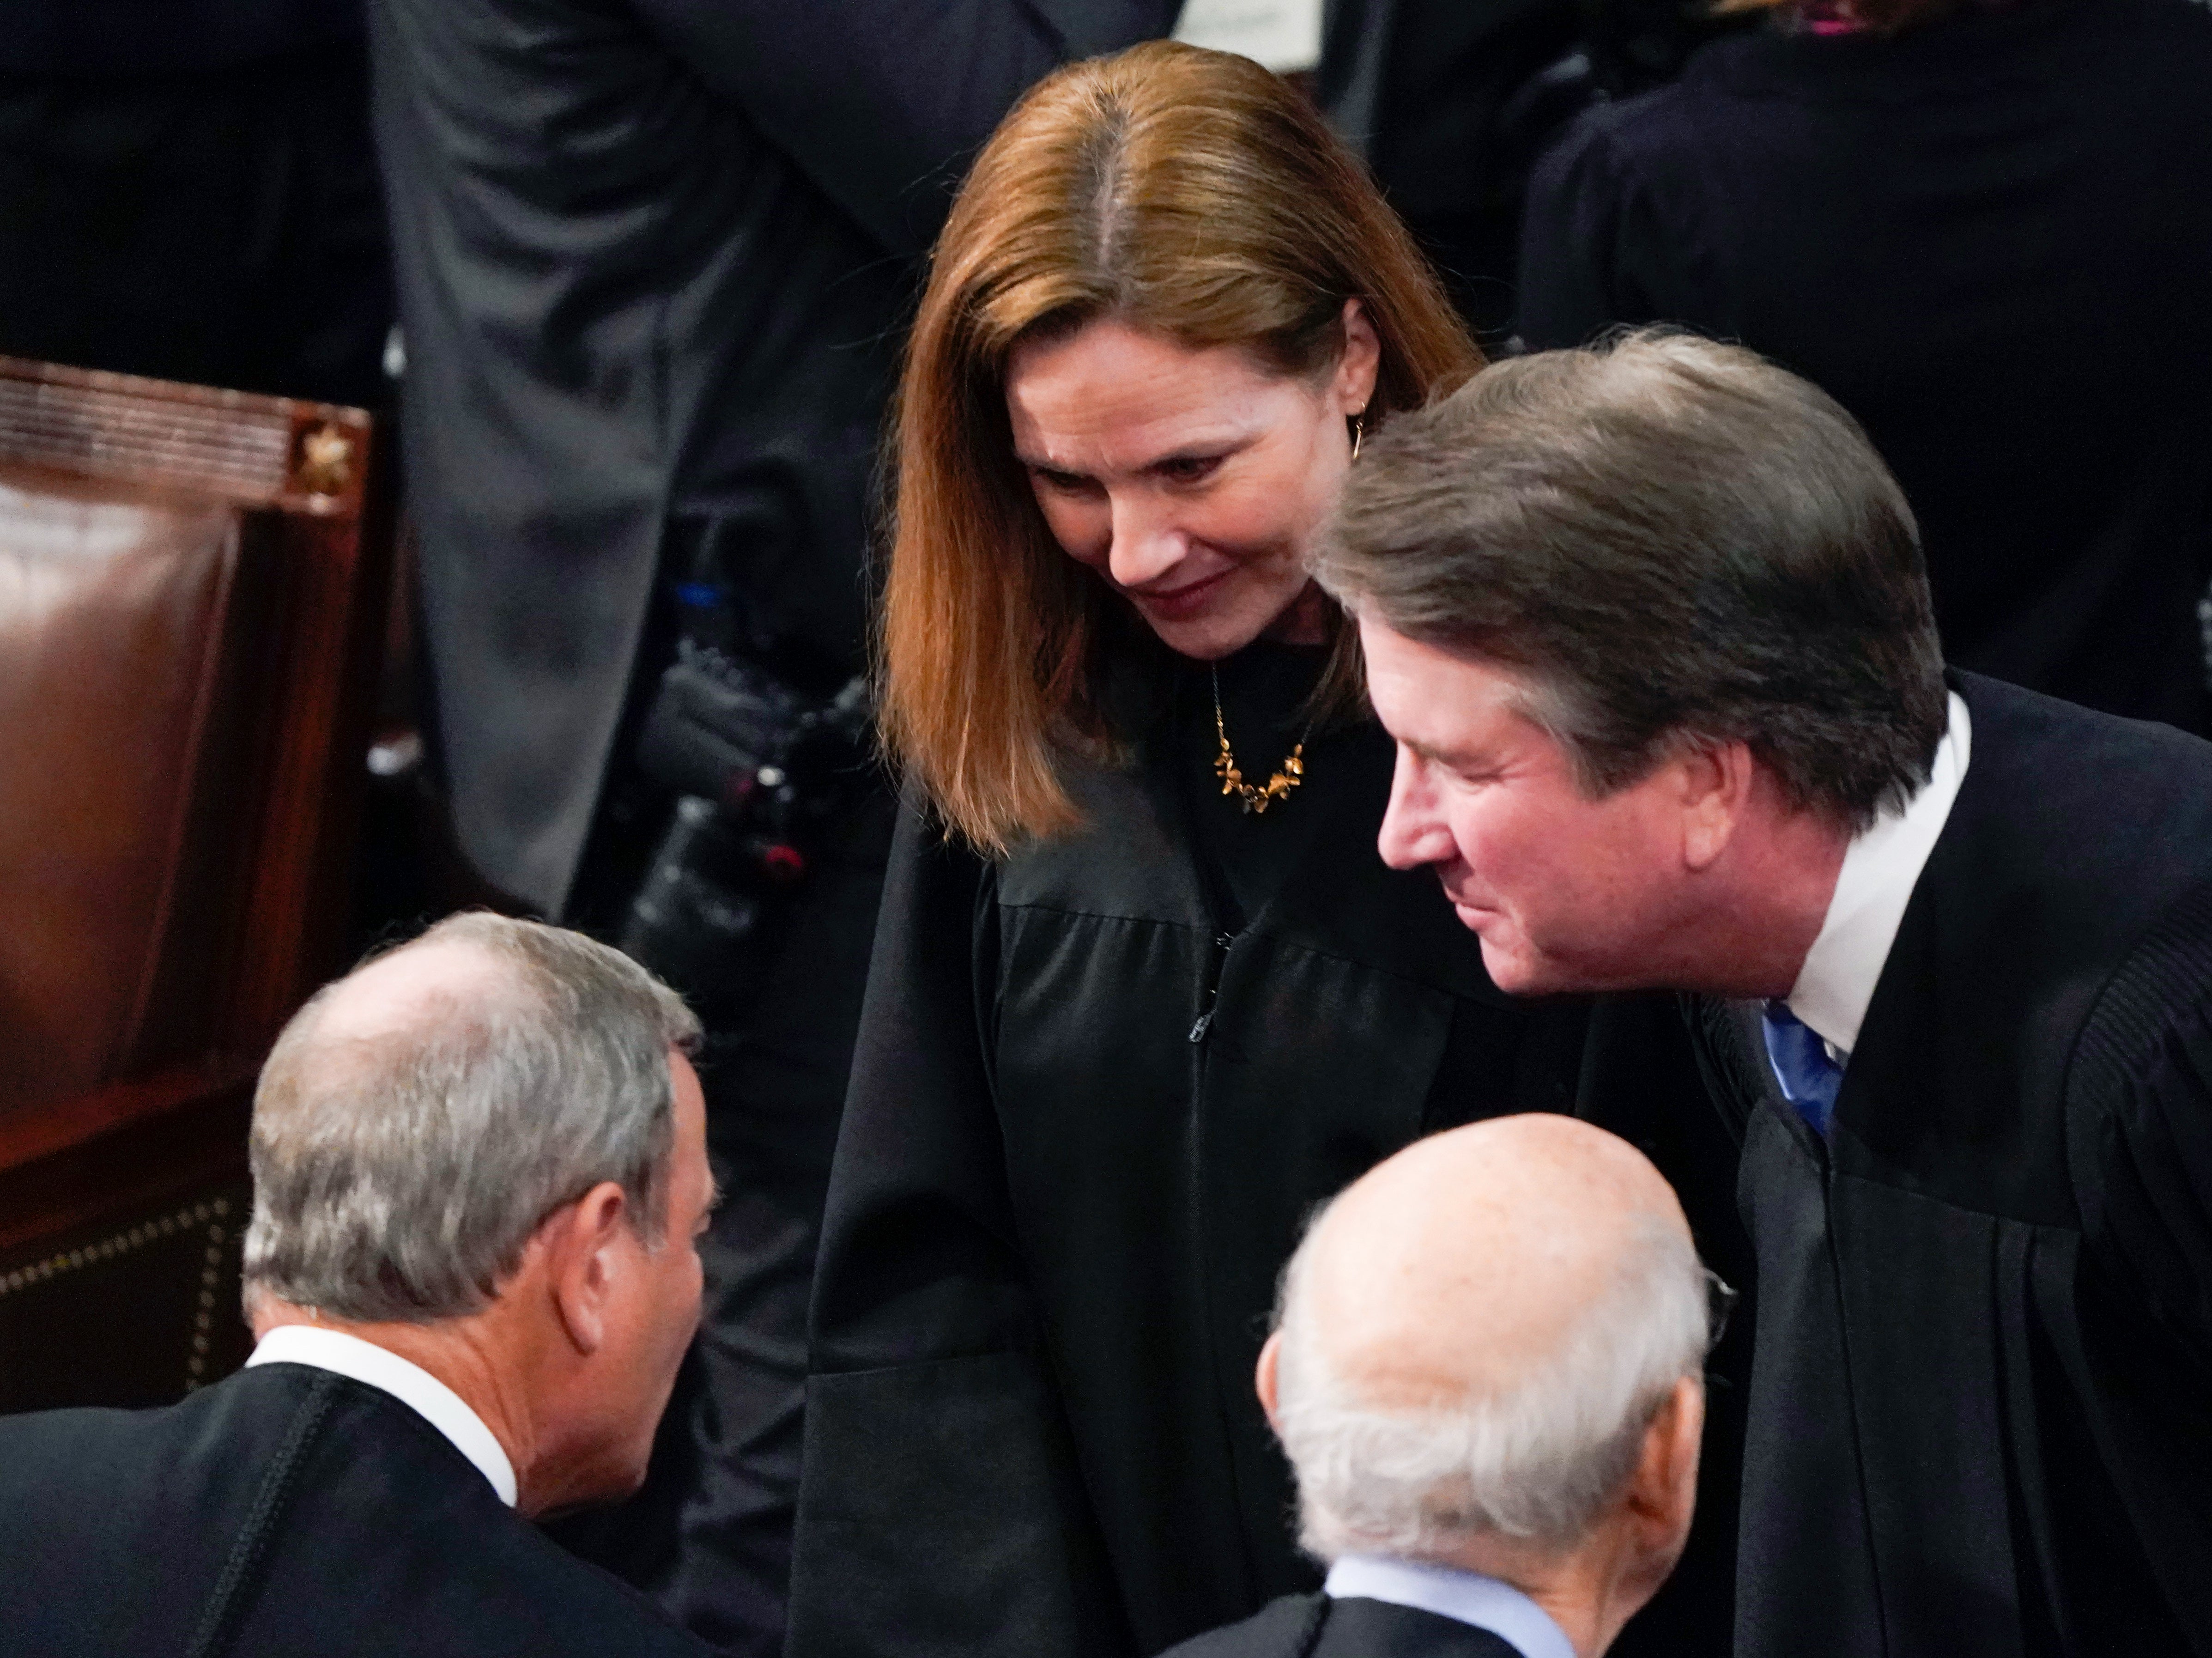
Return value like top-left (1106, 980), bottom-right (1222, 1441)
top-left (1461, 923), bottom-right (1562, 998)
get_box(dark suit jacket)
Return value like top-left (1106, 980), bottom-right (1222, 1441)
top-left (1162, 1593), bottom-right (1527, 1658)
top-left (0, 1), bottom-right (360, 74)
top-left (1684, 673), bottom-right (2212, 1658)
top-left (369, 0), bottom-right (1173, 911)
top-left (1520, 0), bottom-right (2212, 732)
top-left (0, 1361), bottom-right (713, 1657)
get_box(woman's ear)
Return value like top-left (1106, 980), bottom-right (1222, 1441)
top-left (1335, 298), bottom-right (1382, 416)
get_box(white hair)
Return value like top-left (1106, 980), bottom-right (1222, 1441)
top-left (242, 913), bottom-right (701, 1324)
top-left (1273, 1205), bottom-right (1708, 1560)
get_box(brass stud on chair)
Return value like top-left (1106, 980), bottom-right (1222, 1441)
top-left (293, 421), bottom-right (356, 498)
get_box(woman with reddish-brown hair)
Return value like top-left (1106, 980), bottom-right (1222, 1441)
top-left (782, 42), bottom-right (1620, 1658)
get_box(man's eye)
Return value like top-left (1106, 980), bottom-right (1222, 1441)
top-left (1158, 456), bottom-right (1223, 484)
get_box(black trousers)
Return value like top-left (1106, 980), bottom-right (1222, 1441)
top-left (0, 42), bottom-right (390, 408)
top-left (552, 782), bottom-right (896, 1658)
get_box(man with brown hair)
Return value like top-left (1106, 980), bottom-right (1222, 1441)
top-left (1316, 329), bottom-right (2212, 1658)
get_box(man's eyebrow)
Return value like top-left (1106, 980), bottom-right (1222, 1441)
top-left (1407, 735), bottom-right (1486, 768)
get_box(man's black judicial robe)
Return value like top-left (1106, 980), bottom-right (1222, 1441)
top-left (787, 649), bottom-right (1612, 1657)
top-left (0, 1361), bottom-right (712, 1657)
top-left (1688, 673), bottom-right (2212, 1658)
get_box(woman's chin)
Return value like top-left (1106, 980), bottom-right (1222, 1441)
top-left (1139, 609), bottom-right (1267, 662)
top-left (1127, 585), bottom-right (1316, 662)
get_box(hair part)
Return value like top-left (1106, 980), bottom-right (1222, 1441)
top-left (879, 40), bottom-right (1479, 854)
top-left (241, 912), bottom-right (702, 1325)
top-left (1273, 1209), bottom-right (1709, 1559)
top-left (1315, 328), bottom-right (1947, 832)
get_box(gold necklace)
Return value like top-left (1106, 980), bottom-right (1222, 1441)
top-left (1212, 664), bottom-right (1308, 814)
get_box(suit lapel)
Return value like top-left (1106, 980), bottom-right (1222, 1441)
top-left (1685, 992), bottom-right (1795, 1148)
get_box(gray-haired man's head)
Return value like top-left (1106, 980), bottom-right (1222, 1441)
top-left (1257, 1117), bottom-right (1710, 1647)
top-left (242, 911), bottom-right (703, 1324)
top-left (1315, 328), bottom-right (1947, 833)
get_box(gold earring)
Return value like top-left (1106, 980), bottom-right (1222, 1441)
top-left (1350, 412), bottom-right (1366, 462)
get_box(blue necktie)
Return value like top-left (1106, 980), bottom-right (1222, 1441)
top-left (1760, 1002), bottom-right (1843, 1136)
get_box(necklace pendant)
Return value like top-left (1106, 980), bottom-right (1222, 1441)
top-left (1214, 749), bottom-right (1245, 797)
top-left (1211, 669), bottom-right (1310, 817)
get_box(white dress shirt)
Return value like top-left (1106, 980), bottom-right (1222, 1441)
top-left (247, 1323), bottom-right (518, 1507)
top-left (1324, 1555), bottom-right (1576, 1658)
top-left (1784, 692), bottom-right (1972, 1062)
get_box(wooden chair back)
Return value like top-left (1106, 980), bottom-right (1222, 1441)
top-left (0, 358), bottom-right (391, 1409)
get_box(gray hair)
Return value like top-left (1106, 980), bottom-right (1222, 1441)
top-left (1272, 1207), bottom-right (1709, 1560)
top-left (1315, 328), bottom-right (1948, 832)
top-left (242, 912), bottom-right (702, 1324)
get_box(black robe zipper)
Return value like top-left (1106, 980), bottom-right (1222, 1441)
top-left (1171, 666), bottom-right (1246, 1049)
top-left (1189, 929), bottom-right (1234, 1045)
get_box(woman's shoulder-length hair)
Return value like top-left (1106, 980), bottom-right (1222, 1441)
top-left (878, 39), bottom-right (1479, 856)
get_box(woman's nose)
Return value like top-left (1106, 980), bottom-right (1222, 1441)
top-left (1106, 496), bottom-right (1187, 589)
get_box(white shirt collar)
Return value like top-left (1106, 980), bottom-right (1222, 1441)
top-left (1324, 1555), bottom-right (1576, 1658)
top-left (248, 1324), bottom-right (518, 1507)
top-left (1787, 691), bottom-right (1971, 1059)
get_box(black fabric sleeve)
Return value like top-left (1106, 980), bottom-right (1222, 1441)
top-left (1516, 116), bottom-right (1665, 351)
top-left (626, 0), bottom-right (1173, 259)
top-left (2061, 889), bottom-right (2212, 1644)
top-left (788, 801), bottom-right (1131, 1658)
top-left (2072, 897), bottom-right (2212, 1377)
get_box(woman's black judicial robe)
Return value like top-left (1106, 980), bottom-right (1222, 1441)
top-left (785, 647), bottom-right (1600, 1656)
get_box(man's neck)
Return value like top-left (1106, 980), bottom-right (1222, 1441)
top-left (1665, 794), bottom-right (1851, 1002)
top-left (252, 1301), bottom-right (542, 1506)
top-left (1439, 1535), bottom-right (1637, 1658)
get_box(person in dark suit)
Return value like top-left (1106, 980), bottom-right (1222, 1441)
top-left (0, 0), bottom-right (390, 408)
top-left (366, 5), bottom-right (1174, 1647)
top-left (369, 0), bottom-right (1174, 923)
top-left (1517, 0), bottom-right (2212, 733)
top-left (1317, 330), bottom-right (2212, 1657)
top-left (1164, 1115), bottom-right (1713, 1658)
top-left (0, 913), bottom-right (717, 1657)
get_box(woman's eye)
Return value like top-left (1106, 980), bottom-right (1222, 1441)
top-left (1034, 468), bottom-right (1096, 494)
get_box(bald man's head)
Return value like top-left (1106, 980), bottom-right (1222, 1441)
top-left (303, 935), bottom-right (512, 1046)
top-left (242, 913), bottom-right (701, 1324)
top-left (1267, 1116), bottom-right (1710, 1561)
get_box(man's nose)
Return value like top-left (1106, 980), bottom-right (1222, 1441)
top-left (1106, 496), bottom-right (1187, 589)
top-left (1376, 747), bottom-right (1454, 870)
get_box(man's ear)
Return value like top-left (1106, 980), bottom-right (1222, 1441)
top-left (1676, 739), bottom-right (1757, 873)
top-left (544, 1180), bottom-right (632, 1357)
top-left (1255, 1331), bottom-right (1284, 1433)
top-left (1624, 1375), bottom-right (1705, 1573)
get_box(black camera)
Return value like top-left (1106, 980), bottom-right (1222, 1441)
top-left (619, 638), bottom-right (871, 1020)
